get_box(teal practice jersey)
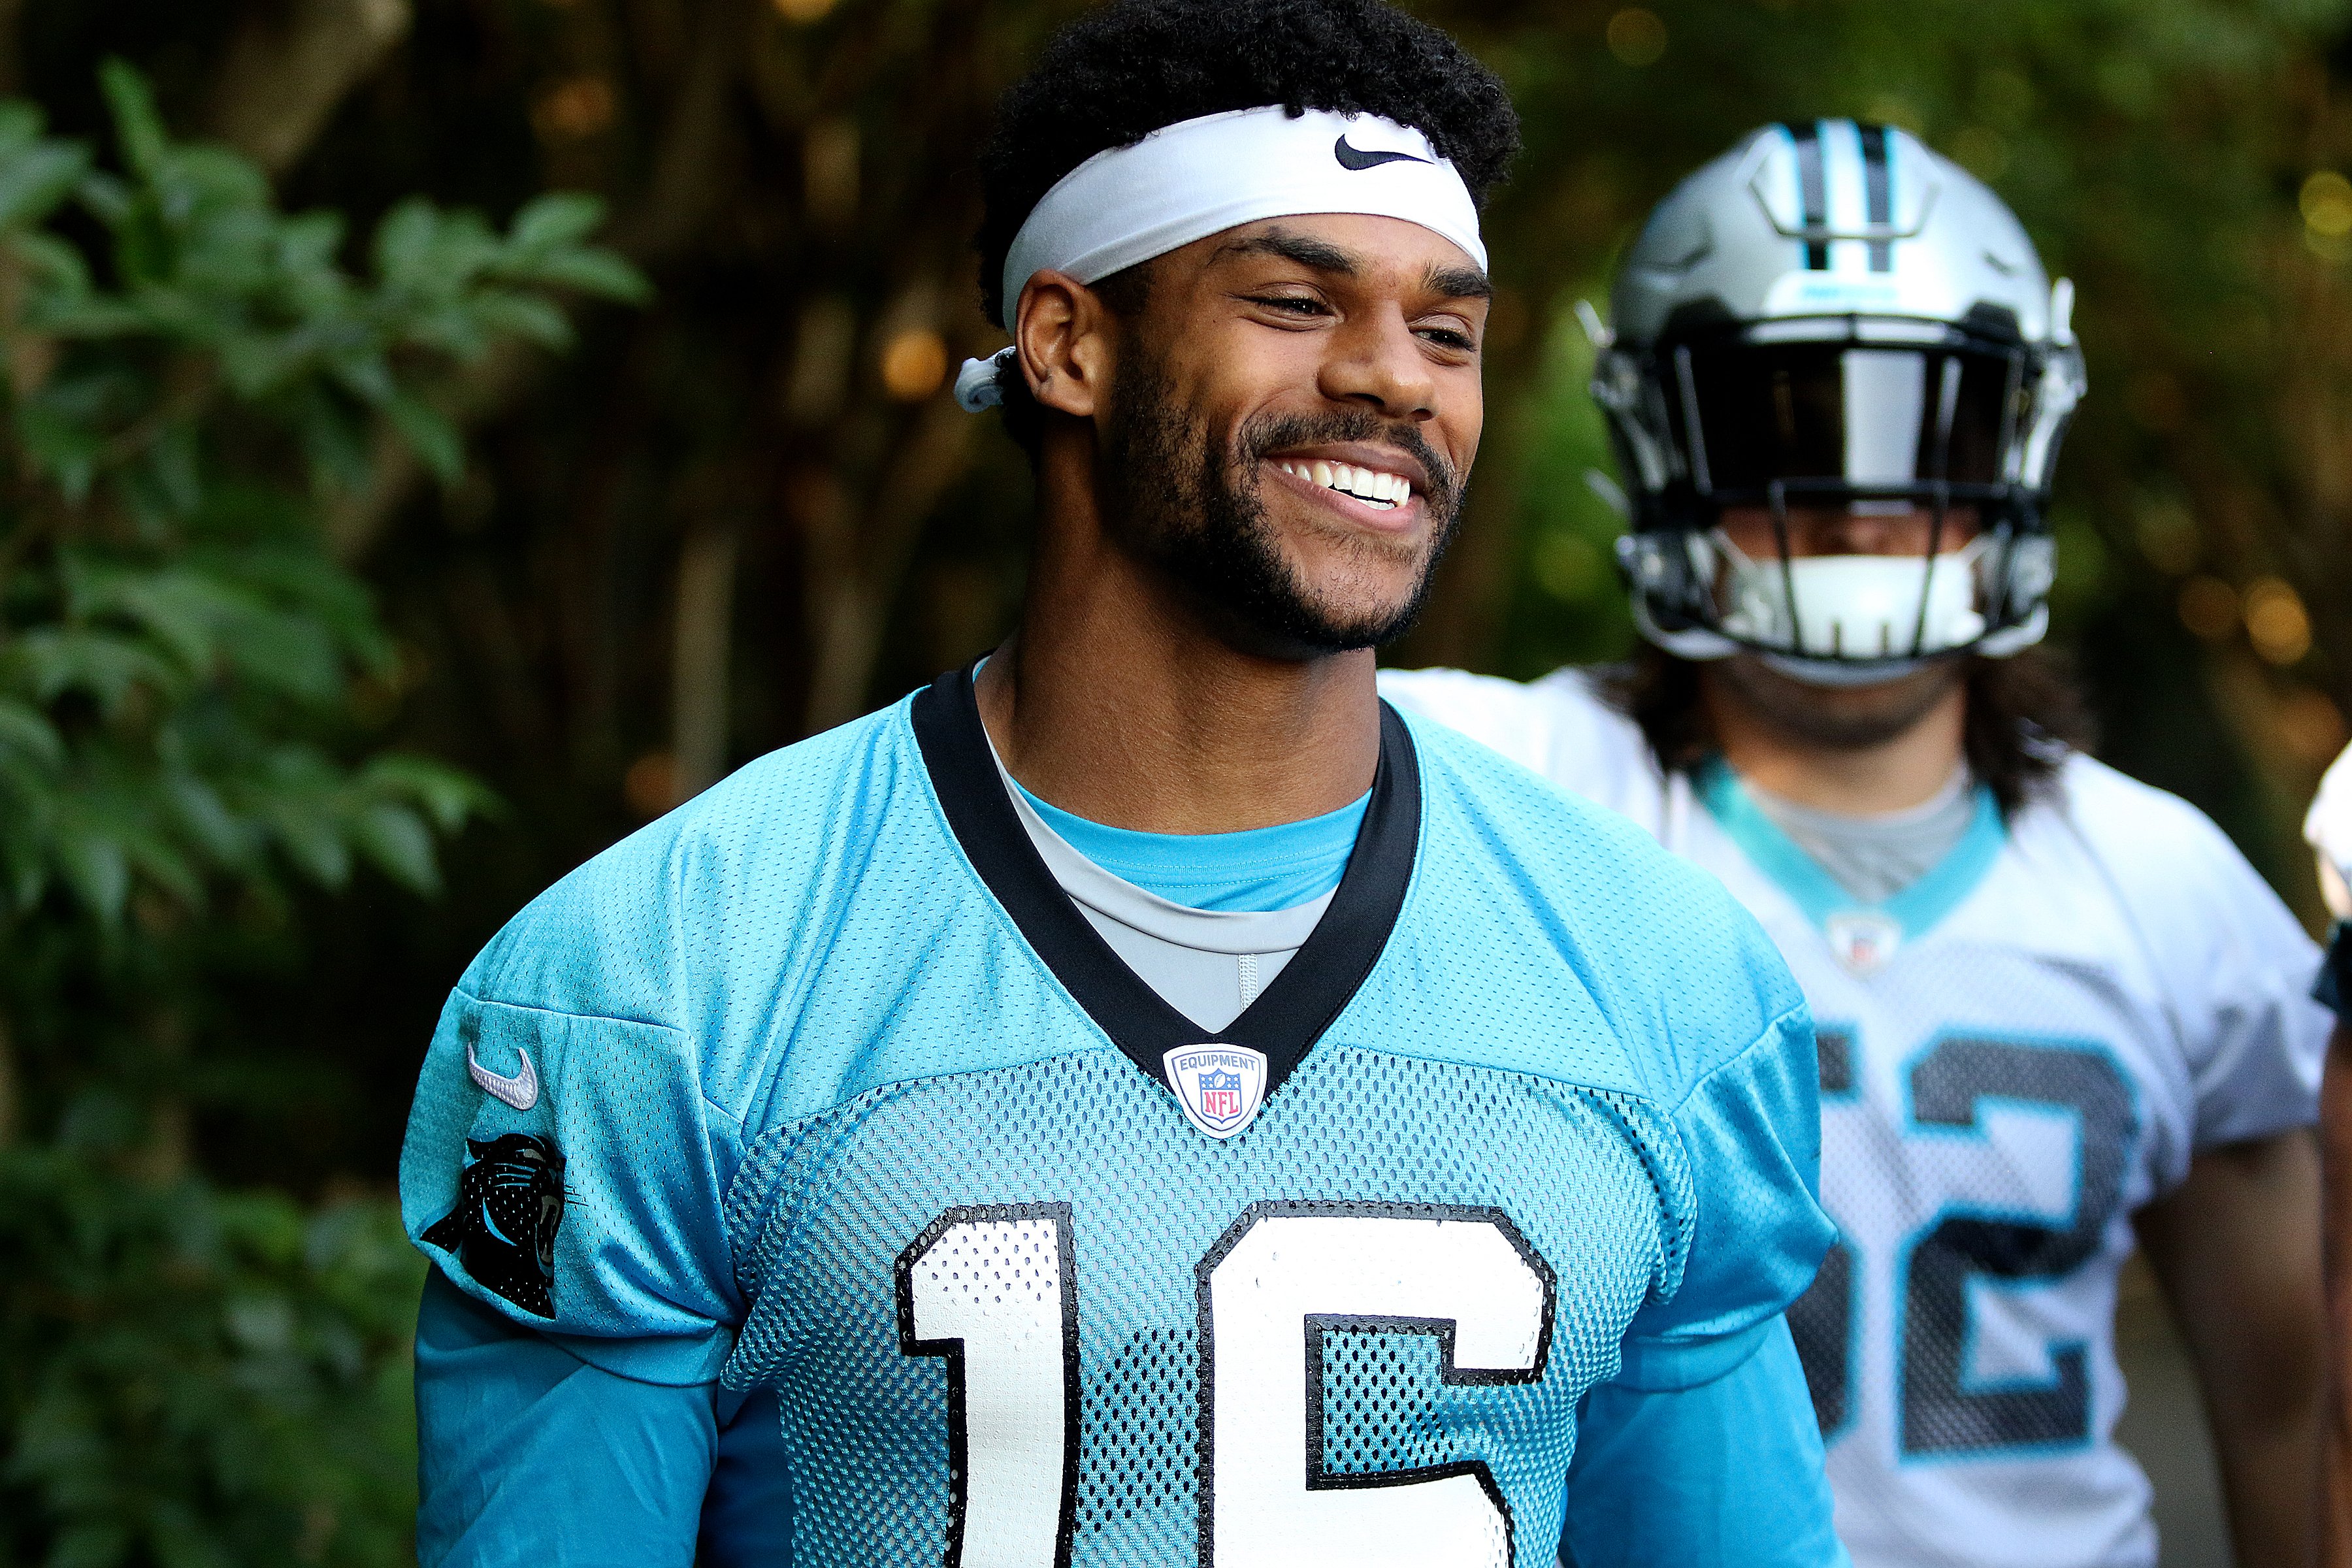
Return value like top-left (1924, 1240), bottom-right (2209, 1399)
top-left (400, 669), bottom-right (1841, 1567)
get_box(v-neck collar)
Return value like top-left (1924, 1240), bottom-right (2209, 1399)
top-left (910, 664), bottom-right (1420, 1099)
top-left (1692, 754), bottom-right (2006, 943)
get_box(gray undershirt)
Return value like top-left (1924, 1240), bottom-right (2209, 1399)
top-left (988, 744), bottom-right (1331, 1035)
top-left (1745, 767), bottom-right (1977, 906)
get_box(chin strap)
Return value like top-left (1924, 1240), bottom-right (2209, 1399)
top-left (1619, 529), bottom-right (2055, 674)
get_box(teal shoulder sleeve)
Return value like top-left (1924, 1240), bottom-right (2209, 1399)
top-left (400, 987), bottom-right (745, 1384)
top-left (1560, 1318), bottom-right (1846, 1567)
top-left (1616, 1005), bottom-right (1834, 1389)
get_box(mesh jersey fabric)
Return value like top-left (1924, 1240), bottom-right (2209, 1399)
top-left (1382, 663), bottom-right (2328, 1568)
top-left (400, 668), bottom-right (1839, 1567)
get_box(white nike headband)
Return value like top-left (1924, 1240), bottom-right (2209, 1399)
top-left (955, 105), bottom-right (1486, 412)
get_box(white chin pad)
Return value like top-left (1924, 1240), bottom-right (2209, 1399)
top-left (1718, 541), bottom-right (1988, 661)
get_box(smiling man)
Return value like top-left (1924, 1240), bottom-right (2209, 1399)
top-left (400, 5), bottom-right (1844, 1564)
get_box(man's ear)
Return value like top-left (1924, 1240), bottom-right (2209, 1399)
top-left (1014, 270), bottom-right (1116, 419)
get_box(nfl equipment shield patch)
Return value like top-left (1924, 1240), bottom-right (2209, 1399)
top-left (1161, 1043), bottom-right (1269, 1141)
top-left (1825, 909), bottom-right (1903, 977)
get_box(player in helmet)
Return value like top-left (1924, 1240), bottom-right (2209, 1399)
top-left (1387, 120), bottom-right (2327, 1567)
top-left (399, 12), bottom-right (1849, 1566)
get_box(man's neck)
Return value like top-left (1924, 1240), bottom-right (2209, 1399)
top-left (1705, 674), bottom-right (1968, 817)
top-left (974, 467), bottom-right (1379, 835)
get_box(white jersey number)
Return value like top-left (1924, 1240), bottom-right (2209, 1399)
top-left (897, 1206), bottom-right (1081, 1568)
top-left (896, 1201), bottom-right (1555, 1568)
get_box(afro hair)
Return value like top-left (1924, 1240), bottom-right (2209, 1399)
top-left (976, 0), bottom-right (1521, 331)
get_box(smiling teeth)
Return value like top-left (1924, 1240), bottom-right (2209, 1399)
top-left (1278, 459), bottom-right (1411, 509)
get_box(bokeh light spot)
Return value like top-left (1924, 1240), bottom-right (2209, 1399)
top-left (2278, 687), bottom-right (2346, 766)
top-left (534, 76), bottom-right (613, 141)
top-left (2302, 171), bottom-right (2352, 237)
top-left (2178, 576), bottom-right (2237, 641)
top-left (881, 329), bottom-right (949, 402)
top-left (624, 752), bottom-right (679, 817)
top-left (1606, 8), bottom-right (1667, 67)
top-left (2244, 576), bottom-right (2311, 664)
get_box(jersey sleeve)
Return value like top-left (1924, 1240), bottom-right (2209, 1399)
top-left (2093, 766), bottom-right (2327, 1152)
top-left (1558, 1318), bottom-right (1847, 1567)
top-left (414, 1267), bottom-right (720, 1567)
top-left (1615, 1002), bottom-right (1834, 1388)
top-left (414, 1269), bottom-right (794, 1568)
top-left (399, 980), bottom-right (747, 1386)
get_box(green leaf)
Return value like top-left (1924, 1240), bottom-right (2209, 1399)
top-left (97, 59), bottom-right (168, 183)
top-left (348, 802), bottom-right (437, 894)
top-left (513, 246), bottom-right (652, 304)
top-left (465, 288), bottom-right (573, 351)
top-left (54, 821), bottom-right (127, 924)
top-left (368, 197), bottom-right (438, 287)
top-left (164, 772), bottom-right (246, 864)
top-left (382, 392), bottom-right (465, 484)
top-left (10, 627), bottom-right (180, 713)
top-left (361, 753), bottom-right (498, 832)
top-left (506, 191), bottom-right (607, 252)
top-left (0, 700), bottom-right (66, 766)
top-left (0, 137), bottom-right (92, 232)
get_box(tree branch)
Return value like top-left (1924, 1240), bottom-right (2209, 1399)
top-left (208, 0), bottom-right (413, 179)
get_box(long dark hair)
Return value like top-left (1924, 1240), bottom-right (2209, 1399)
top-left (1601, 644), bottom-right (2095, 817)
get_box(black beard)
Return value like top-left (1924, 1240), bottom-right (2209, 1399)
top-left (1096, 353), bottom-right (1463, 659)
top-left (1713, 653), bottom-right (1967, 750)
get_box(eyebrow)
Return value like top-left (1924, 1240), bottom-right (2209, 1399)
top-left (1212, 227), bottom-right (1494, 302)
top-left (1213, 229), bottom-right (1359, 274)
top-left (1426, 263), bottom-right (1494, 301)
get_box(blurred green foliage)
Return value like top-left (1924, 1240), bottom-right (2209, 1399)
top-left (0, 60), bottom-right (641, 1563)
top-left (1, 1159), bottom-right (422, 1568)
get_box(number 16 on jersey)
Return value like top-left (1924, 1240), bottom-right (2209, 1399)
top-left (896, 1200), bottom-right (1558, 1567)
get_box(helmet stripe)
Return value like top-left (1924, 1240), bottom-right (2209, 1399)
top-left (1782, 120), bottom-right (1829, 270)
top-left (1858, 122), bottom-right (1894, 272)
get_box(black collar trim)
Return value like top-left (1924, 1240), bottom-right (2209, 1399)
top-left (911, 665), bottom-right (1420, 1098)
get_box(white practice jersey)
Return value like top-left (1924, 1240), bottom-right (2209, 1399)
top-left (1382, 664), bottom-right (2328, 1568)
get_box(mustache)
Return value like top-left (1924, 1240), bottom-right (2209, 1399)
top-left (1232, 408), bottom-right (1460, 515)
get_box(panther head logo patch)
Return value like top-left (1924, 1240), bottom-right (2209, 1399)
top-left (421, 1133), bottom-right (568, 1318)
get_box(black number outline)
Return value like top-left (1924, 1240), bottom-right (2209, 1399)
top-left (895, 1202), bottom-right (1081, 1568)
top-left (1194, 1200), bottom-right (1558, 1568)
top-left (1787, 1024), bottom-right (1859, 1440)
top-left (1896, 1036), bottom-right (2138, 1461)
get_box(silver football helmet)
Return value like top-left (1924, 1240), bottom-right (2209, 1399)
top-left (1590, 120), bottom-right (2086, 685)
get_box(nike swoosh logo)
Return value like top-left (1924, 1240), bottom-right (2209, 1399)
top-left (467, 1041), bottom-right (540, 1111)
top-left (1333, 135), bottom-right (1430, 172)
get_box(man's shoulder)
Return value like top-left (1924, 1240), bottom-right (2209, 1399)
top-left (1401, 705), bottom-right (1808, 1102)
top-left (2029, 751), bottom-right (2262, 894)
top-left (2006, 750), bottom-right (2319, 990)
top-left (463, 698), bottom-right (926, 1023)
top-left (1380, 665), bottom-right (1664, 821)
top-left (1382, 663), bottom-right (1639, 760)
